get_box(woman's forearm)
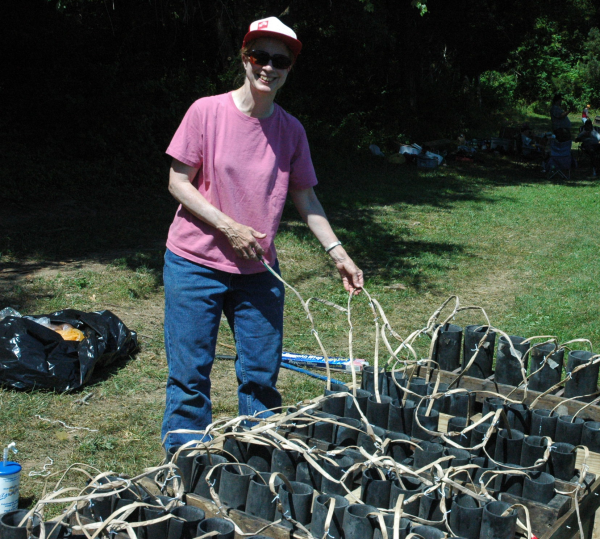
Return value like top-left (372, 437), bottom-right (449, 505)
top-left (290, 187), bottom-right (364, 291)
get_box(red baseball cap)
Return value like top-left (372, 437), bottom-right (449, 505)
top-left (242, 17), bottom-right (302, 58)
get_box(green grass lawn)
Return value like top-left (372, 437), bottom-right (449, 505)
top-left (1, 143), bottom-right (599, 512)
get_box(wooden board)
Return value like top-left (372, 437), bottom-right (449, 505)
top-left (69, 513), bottom-right (131, 538)
top-left (540, 477), bottom-right (600, 539)
top-left (500, 491), bottom-right (571, 537)
top-left (576, 450), bottom-right (600, 477)
top-left (186, 492), bottom-right (295, 539)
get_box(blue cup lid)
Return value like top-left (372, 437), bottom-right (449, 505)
top-left (0, 461), bottom-right (22, 476)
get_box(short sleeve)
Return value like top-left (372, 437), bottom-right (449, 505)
top-left (289, 124), bottom-right (318, 190)
top-left (166, 101), bottom-right (204, 168)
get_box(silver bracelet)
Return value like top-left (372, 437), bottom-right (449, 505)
top-left (325, 241), bottom-right (342, 253)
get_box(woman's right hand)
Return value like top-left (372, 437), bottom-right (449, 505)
top-left (217, 220), bottom-right (266, 260)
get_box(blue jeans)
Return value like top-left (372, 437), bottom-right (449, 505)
top-left (161, 249), bottom-right (285, 449)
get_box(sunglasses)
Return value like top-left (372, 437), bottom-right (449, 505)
top-left (246, 49), bottom-right (292, 70)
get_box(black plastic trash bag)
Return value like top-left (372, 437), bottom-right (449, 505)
top-left (0, 309), bottom-right (138, 391)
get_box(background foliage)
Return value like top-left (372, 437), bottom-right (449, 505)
top-left (1, 0), bottom-right (600, 212)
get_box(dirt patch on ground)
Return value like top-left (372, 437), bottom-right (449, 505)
top-left (456, 268), bottom-right (522, 318)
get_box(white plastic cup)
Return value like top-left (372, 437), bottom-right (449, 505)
top-left (0, 461), bottom-right (21, 515)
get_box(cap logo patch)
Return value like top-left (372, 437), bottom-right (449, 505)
top-left (258, 21), bottom-right (269, 29)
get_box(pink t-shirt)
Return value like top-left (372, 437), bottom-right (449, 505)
top-left (166, 92), bottom-right (318, 274)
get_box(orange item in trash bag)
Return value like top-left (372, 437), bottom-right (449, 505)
top-left (54, 325), bottom-right (86, 341)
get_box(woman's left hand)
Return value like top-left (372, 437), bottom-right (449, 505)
top-left (330, 249), bottom-right (364, 294)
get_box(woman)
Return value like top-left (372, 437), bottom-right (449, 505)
top-left (550, 94), bottom-right (571, 139)
top-left (161, 17), bottom-right (363, 449)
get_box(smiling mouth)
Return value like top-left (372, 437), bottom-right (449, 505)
top-left (258, 74), bottom-right (275, 84)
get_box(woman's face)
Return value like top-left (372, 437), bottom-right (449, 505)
top-left (243, 37), bottom-right (292, 96)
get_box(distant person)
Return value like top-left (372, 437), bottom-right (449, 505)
top-left (520, 123), bottom-right (538, 155)
top-left (582, 104), bottom-right (591, 124)
top-left (550, 94), bottom-right (571, 140)
top-left (521, 123), bottom-right (534, 138)
top-left (160, 17), bottom-right (363, 449)
top-left (576, 119), bottom-right (600, 176)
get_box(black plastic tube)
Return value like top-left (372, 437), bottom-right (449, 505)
top-left (413, 440), bottom-right (444, 469)
top-left (480, 501), bottom-right (517, 539)
top-left (362, 366), bottom-right (387, 395)
top-left (344, 389), bottom-right (371, 420)
top-left (495, 335), bottom-right (529, 386)
top-left (322, 383), bottom-right (350, 417)
top-left (406, 377), bottom-right (428, 403)
top-left (167, 505), bottom-right (205, 539)
top-left (366, 395), bottom-right (393, 429)
top-left (389, 475), bottom-right (424, 516)
top-left (356, 425), bottom-right (386, 454)
top-left (388, 399), bottom-right (415, 435)
top-left (311, 494), bottom-right (348, 539)
top-left (449, 493), bottom-right (482, 539)
top-left (271, 449), bottom-right (300, 481)
top-left (311, 412), bottom-right (336, 442)
top-left (555, 415), bottom-right (584, 445)
top-left (482, 396), bottom-right (504, 416)
top-left (217, 464), bottom-right (252, 511)
top-left (582, 421), bottom-right (600, 452)
top-left (343, 503), bottom-right (377, 539)
top-left (320, 454), bottom-right (354, 497)
top-left (494, 466), bottom-right (524, 496)
top-left (384, 370), bottom-right (407, 401)
top-left (384, 430), bottom-right (412, 463)
top-left (449, 391), bottom-right (477, 417)
top-left (418, 486), bottom-right (450, 522)
top-left (427, 381), bottom-right (451, 413)
top-left (361, 467), bottom-right (392, 508)
top-left (494, 428), bottom-right (525, 465)
top-left (0, 511), bottom-right (42, 539)
top-left (277, 480), bottom-right (313, 529)
top-left (333, 417), bottom-right (362, 447)
top-left (296, 459), bottom-right (322, 491)
top-left (506, 403), bottom-right (530, 435)
top-left (197, 518), bottom-right (235, 539)
top-left (244, 442), bottom-right (272, 473)
top-left (432, 323), bottom-right (463, 372)
top-left (565, 350), bottom-right (599, 402)
top-left (528, 344), bottom-right (564, 393)
top-left (463, 325), bottom-right (497, 379)
top-left (522, 471), bottom-right (555, 504)
top-left (520, 435), bottom-right (548, 470)
top-left (194, 453), bottom-right (229, 500)
top-left (530, 409), bottom-right (558, 439)
top-left (470, 422), bottom-right (495, 457)
top-left (412, 406), bottom-right (439, 441)
top-left (446, 416), bottom-right (472, 448)
top-left (548, 442), bottom-right (576, 481)
top-left (245, 472), bottom-right (282, 521)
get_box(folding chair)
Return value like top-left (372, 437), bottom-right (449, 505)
top-left (546, 139), bottom-right (573, 180)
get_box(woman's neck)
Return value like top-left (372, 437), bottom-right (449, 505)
top-left (232, 82), bottom-right (275, 118)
